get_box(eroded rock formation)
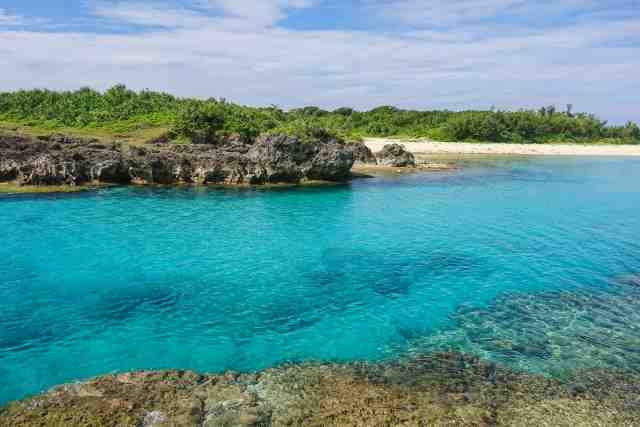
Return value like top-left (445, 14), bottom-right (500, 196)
top-left (0, 134), bottom-right (355, 187)
top-left (346, 142), bottom-right (377, 165)
top-left (376, 143), bottom-right (416, 167)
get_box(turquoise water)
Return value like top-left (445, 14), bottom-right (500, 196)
top-left (2, 156), bottom-right (640, 404)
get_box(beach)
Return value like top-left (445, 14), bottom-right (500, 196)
top-left (365, 138), bottom-right (640, 156)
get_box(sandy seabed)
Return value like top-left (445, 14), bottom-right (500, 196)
top-left (365, 138), bottom-right (640, 156)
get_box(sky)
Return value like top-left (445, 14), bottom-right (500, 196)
top-left (0, 1), bottom-right (638, 124)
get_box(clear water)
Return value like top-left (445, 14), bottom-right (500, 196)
top-left (2, 156), bottom-right (640, 405)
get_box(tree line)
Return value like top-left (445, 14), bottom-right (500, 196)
top-left (1, 85), bottom-right (638, 144)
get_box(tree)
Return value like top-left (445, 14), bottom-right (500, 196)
top-left (623, 122), bottom-right (640, 140)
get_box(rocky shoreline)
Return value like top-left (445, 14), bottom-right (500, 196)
top-left (0, 133), bottom-right (431, 191)
top-left (1, 352), bottom-right (638, 426)
top-left (0, 133), bottom-right (360, 188)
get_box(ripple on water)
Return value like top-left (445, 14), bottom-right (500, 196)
top-left (0, 309), bottom-right (67, 354)
top-left (2, 156), bottom-right (640, 407)
top-left (88, 284), bottom-right (181, 324)
top-left (319, 247), bottom-right (491, 298)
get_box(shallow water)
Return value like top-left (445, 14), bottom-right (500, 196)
top-left (1, 156), bottom-right (640, 405)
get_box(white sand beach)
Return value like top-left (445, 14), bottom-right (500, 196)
top-left (364, 138), bottom-right (640, 156)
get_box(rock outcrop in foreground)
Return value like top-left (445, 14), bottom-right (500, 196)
top-left (1, 352), bottom-right (638, 426)
top-left (0, 134), bottom-right (355, 187)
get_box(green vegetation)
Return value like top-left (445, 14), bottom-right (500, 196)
top-left (1, 85), bottom-right (638, 144)
top-left (172, 99), bottom-right (281, 143)
top-left (0, 85), bottom-right (176, 132)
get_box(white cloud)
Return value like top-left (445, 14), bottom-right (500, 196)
top-left (380, 0), bottom-right (526, 25)
top-left (376, 0), bottom-right (607, 26)
top-left (92, 0), bottom-right (319, 29)
top-left (0, 1), bottom-right (638, 124)
top-left (92, 2), bottom-right (211, 28)
top-left (202, 0), bottom-right (317, 27)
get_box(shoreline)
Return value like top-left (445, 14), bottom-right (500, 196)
top-left (0, 133), bottom-right (357, 193)
top-left (0, 182), bottom-right (111, 194)
top-left (2, 351), bottom-right (639, 426)
top-left (0, 179), bottom-right (351, 195)
top-left (365, 137), bottom-right (640, 156)
top-left (351, 162), bottom-right (457, 177)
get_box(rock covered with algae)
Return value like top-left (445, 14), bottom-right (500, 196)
top-left (1, 352), bottom-right (639, 426)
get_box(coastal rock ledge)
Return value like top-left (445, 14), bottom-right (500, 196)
top-left (0, 134), bottom-right (355, 187)
top-left (1, 353), bottom-right (639, 426)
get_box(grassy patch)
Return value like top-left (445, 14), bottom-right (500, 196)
top-left (0, 120), bottom-right (170, 146)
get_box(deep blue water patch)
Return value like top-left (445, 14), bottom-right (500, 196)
top-left (1, 156), bottom-right (640, 404)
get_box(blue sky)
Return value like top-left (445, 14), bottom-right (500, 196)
top-left (0, 1), bottom-right (638, 123)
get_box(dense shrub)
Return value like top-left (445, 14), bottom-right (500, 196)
top-left (172, 101), bottom-right (225, 143)
top-left (0, 85), bottom-right (638, 144)
top-left (264, 119), bottom-right (345, 144)
top-left (0, 85), bottom-right (178, 131)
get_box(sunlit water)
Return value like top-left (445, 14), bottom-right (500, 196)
top-left (2, 156), bottom-right (640, 404)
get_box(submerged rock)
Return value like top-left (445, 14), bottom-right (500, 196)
top-left (376, 143), bottom-right (416, 167)
top-left (0, 133), bottom-right (355, 187)
top-left (89, 285), bottom-right (180, 324)
top-left (413, 284), bottom-right (640, 376)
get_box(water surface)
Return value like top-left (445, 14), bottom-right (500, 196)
top-left (2, 156), bottom-right (640, 404)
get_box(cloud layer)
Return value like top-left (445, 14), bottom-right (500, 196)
top-left (0, 0), bottom-right (638, 124)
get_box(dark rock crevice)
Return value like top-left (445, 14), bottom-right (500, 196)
top-left (346, 142), bottom-right (377, 165)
